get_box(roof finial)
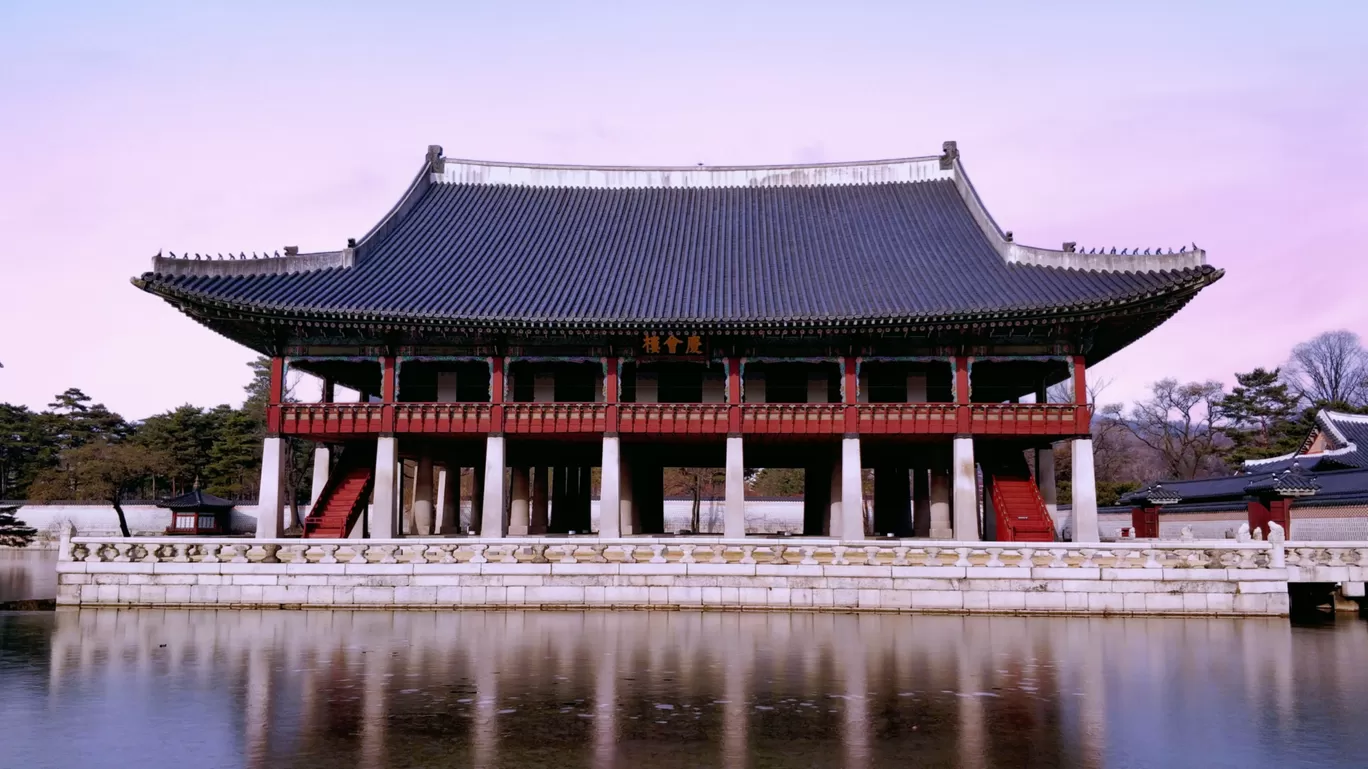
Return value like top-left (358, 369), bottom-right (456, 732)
top-left (284, 246), bottom-right (298, 257)
top-left (427, 144), bottom-right (445, 174)
top-left (1004, 231), bottom-right (1014, 242)
top-left (939, 140), bottom-right (959, 170)
top-left (1062, 241), bottom-right (1076, 253)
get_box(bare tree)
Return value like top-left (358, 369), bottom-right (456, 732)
top-left (1285, 330), bottom-right (1368, 407)
top-left (1122, 379), bottom-right (1227, 480)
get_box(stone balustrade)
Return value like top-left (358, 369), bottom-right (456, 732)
top-left (53, 528), bottom-right (1306, 616)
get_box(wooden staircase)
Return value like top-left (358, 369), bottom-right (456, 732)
top-left (985, 451), bottom-right (1056, 542)
top-left (302, 446), bottom-right (375, 539)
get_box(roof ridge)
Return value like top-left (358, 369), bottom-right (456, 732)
top-left (146, 248), bottom-right (352, 278)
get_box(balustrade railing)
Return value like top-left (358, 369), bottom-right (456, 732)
top-left (61, 533), bottom-right (1297, 573)
top-left (277, 402), bottom-right (1090, 437)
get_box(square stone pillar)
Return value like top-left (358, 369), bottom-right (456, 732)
top-left (828, 454), bottom-right (842, 536)
top-left (724, 435), bottom-right (746, 538)
top-left (481, 436), bottom-right (507, 537)
top-left (1071, 438), bottom-right (1099, 542)
top-left (952, 436), bottom-right (980, 541)
top-left (912, 467), bottom-right (931, 537)
top-left (508, 467), bottom-right (531, 535)
top-left (413, 455), bottom-right (435, 536)
top-left (929, 465), bottom-right (953, 539)
top-left (840, 436), bottom-right (865, 540)
top-left (599, 436), bottom-right (622, 537)
top-left (309, 444), bottom-right (330, 511)
top-left (437, 466), bottom-right (460, 535)
top-left (371, 436), bottom-right (399, 539)
top-left (530, 466), bottom-right (549, 534)
top-left (256, 436), bottom-right (287, 539)
top-left (1036, 446), bottom-right (1058, 518)
top-left (618, 455), bottom-right (636, 535)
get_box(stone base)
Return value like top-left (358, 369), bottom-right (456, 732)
top-left (57, 562), bottom-right (1291, 616)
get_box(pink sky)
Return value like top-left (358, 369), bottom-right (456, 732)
top-left (1, 1), bottom-right (1365, 419)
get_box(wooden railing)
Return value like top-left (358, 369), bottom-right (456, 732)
top-left (277, 402), bottom-right (1090, 438)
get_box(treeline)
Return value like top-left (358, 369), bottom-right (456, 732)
top-left (0, 358), bottom-right (309, 535)
top-left (1061, 329), bottom-right (1368, 505)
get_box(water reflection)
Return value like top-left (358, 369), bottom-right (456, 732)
top-left (0, 548), bottom-right (57, 602)
top-left (3, 610), bottom-right (1365, 768)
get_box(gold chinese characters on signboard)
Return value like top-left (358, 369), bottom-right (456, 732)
top-left (643, 333), bottom-right (703, 355)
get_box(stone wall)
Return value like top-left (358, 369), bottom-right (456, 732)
top-left (7, 503), bottom-right (260, 543)
top-left (55, 534), bottom-right (1304, 616)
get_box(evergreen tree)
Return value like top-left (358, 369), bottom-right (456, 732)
top-left (1222, 368), bottom-right (1302, 464)
top-left (0, 405), bottom-right (47, 499)
top-left (0, 505), bottom-right (38, 547)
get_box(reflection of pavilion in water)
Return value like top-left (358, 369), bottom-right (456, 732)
top-left (47, 611), bottom-right (1300, 768)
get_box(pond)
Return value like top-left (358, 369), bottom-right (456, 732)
top-left (2, 608), bottom-right (1366, 768)
top-left (0, 548), bottom-right (57, 603)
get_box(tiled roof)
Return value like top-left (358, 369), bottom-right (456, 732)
top-left (1241, 410), bottom-right (1368, 474)
top-left (156, 490), bottom-right (236, 510)
top-left (135, 148), bottom-right (1220, 331)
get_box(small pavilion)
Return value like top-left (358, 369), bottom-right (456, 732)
top-left (159, 489), bottom-right (236, 535)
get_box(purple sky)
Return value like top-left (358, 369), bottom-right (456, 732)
top-left (1, 1), bottom-right (1365, 419)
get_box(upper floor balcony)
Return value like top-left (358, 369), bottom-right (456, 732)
top-left (267, 352), bottom-right (1094, 440)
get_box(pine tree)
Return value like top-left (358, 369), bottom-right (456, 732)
top-left (1222, 368), bottom-right (1302, 464)
top-left (0, 505), bottom-right (38, 547)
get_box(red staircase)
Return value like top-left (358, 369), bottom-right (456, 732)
top-left (302, 446), bottom-right (375, 539)
top-left (985, 451), bottom-right (1056, 542)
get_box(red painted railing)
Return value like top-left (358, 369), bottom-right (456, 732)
top-left (618, 404), bottom-right (730, 434)
top-left (504, 403), bottom-right (609, 434)
top-left (742, 404), bottom-right (845, 434)
top-left (393, 403), bottom-right (494, 433)
top-left (277, 402), bottom-right (1090, 438)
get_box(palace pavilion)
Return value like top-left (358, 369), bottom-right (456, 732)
top-left (134, 143), bottom-right (1221, 542)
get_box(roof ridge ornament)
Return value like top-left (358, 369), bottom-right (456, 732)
top-left (427, 145), bottom-right (445, 174)
top-left (939, 140), bottom-right (959, 171)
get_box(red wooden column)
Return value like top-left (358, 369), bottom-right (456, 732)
top-left (490, 355), bottom-right (506, 432)
top-left (266, 356), bottom-right (285, 434)
top-left (953, 355), bottom-right (971, 433)
top-left (842, 355), bottom-right (859, 433)
top-left (726, 356), bottom-right (742, 433)
top-left (380, 355), bottom-right (397, 433)
top-left (1072, 355), bottom-right (1089, 433)
top-left (604, 356), bottom-right (619, 432)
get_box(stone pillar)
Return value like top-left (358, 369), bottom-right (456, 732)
top-left (471, 464), bottom-right (485, 535)
top-left (930, 466), bottom-right (953, 539)
top-left (952, 436), bottom-right (979, 541)
top-left (371, 436), bottom-right (399, 538)
top-left (413, 455), bottom-right (435, 536)
top-left (530, 466), bottom-right (549, 535)
top-left (308, 444), bottom-right (330, 511)
top-left (724, 435), bottom-right (746, 538)
top-left (803, 455), bottom-right (832, 535)
top-left (840, 436), bottom-right (865, 540)
top-left (508, 467), bottom-right (531, 535)
top-left (619, 455), bottom-right (636, 535)
top-left (600, 436), bottom-right (622, 537)
top-left (437, 466), bottom-right (459, 535)
top-left (913, 467), bottom-right (931, 537)
top-left (1036, 445), bottom-right (1058, 518)
top-left (481, 436), bottom-right (506, 537)
top-left (579, 466), bottom-right (593, 531)
top-left (1071, 437), bottom-right (1099, 542)
top-left (828, 454), bottom-right (843, 536)
top-left (256, 436), bottom-right (287, 538)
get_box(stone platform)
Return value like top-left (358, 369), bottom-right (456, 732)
top-left (50, 530), bottom-right (1362, 617)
